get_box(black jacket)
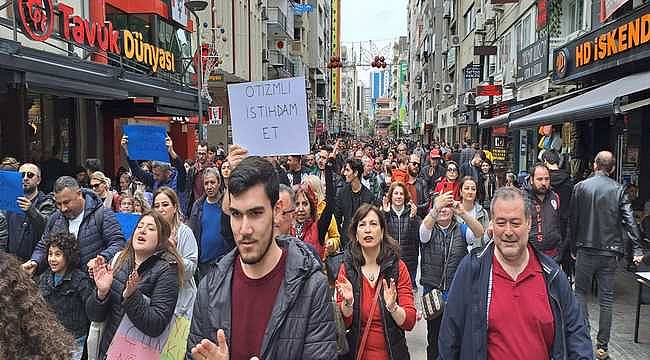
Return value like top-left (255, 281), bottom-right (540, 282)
top-left (86, 250), bottom-right (180, 359)
top-left (421, 162), bottom-right (446, 191)
top-left (419, 221), bottom-right (468, 290)
top-left (407, 176), bottom-right (430, 218)
top-left (186, 236), bottom-right (336, 360)
top-left (32, 190), bottom-right (125, 273)
top-left (335, 183), bottom-right (375, 249)
top-left (39, 268), bottom-right (92, 338)
top-left (549, 169), bottom-right (573, 239)
top-left (568, 173), bottom-right (643, 257)
top-left (342, 250), bottom-right (410, 360)
top-left (439, 242), bottom-right (593, 360)
top-left (527, 188), bottom-right (563, 256)
top-left (385, 206), bottom-right (421, 278)
top-left (6, 191), bottom-right (56, 261)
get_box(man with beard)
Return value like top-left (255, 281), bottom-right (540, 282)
top-left (188, 152), bottom-right (336, 360)
top-left (285, 155), bottom-right (309, 186)
top-left (186, 142), bottom-right (214, 215)
top-left (6, 163), bottom-right (56, 262)
top-left (439, 187), bottom-right (593, 360)
top-left (22, 176), bottom-right (125, 275)
top-left (361, 156), bottom-right (381, 203)
top-left (526, 164), bottom-right (563, 261)
top-left (405, 154), bottom-right (429, 218)
top-left (421, 149), bottom-right (446, 191)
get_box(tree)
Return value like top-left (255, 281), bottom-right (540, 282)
top-left (389, 118), bottom-right (402, 137)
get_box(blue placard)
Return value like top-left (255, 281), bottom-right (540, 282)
top-left (123, 125), bottom-right (169, 162)
top-left (115, 212), bottom-right (141, 241)
top-left (0, 170), bottom-right (23, 213)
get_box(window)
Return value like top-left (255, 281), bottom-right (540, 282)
top-left (464, 5), bottom-right (475, 36)
top-left (568, 0), bottom-right (584, 34)
top-left (499, 32), bottom-right (511, 72)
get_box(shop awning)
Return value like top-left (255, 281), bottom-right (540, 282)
top-left (509, 71), bottom-right (650, 129)
top-left (25, 72), bottom-right (128, 100)
top-left (477, 87), bottom-right (595, 128)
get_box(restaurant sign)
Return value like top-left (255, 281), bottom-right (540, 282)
top-left (15, 0), bottom-right (176, 73)
top-left (552, 2), bottom-right (650, 82)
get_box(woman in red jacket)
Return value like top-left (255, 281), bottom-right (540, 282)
top-left (433, 161), bottom-right (461, 201)
top-left (336, 204), bottom-right (417, 360)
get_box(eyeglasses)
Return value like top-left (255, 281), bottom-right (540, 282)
top-left (20, 171), bottom-right (36, 179)
top-left (447, 167), bottom-right (458, 172)
top-left (282, 207), bottom-right (296, 215)
top-left (90, 182), bottom-right (103, 189)
top-left (410, 162), bottom-right (420, 166)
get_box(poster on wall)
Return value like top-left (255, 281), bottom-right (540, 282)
top-left (171, 0), bottom-right (189, 26)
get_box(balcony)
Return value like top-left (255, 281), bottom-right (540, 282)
top-left (268, 50), bottom-right (296, 77)
top-left (267, 7), bottom-right (294, 39)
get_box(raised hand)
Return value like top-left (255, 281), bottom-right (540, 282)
top-left (409, 200), bottom-right (417, 218)
top-left (433, 191), bottom-right (454, 210)
top-left (122, 270), bottom-right (139, 299)
top-left (191, 329), bottom-right (230, 360)
top-left (382, 195), bottom-right (390, 212)
top-left (325, 239), bottom-right (337, 255)
top-left (335, 274), bottom-right (354, 305)
top-left (93, 256), bottom-right (114, 300)
top-left (16, 197), bottom-right (32, 212)
top-left (382, 277), bottom-right (397, 309)
top-left (227, 144), bottom-right (249, 170)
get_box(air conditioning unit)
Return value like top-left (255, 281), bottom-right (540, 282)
top-left (450, 35), bottom-right (461, 47)
top-left (434, 82), bottom-right (442, 91)
top-left (442, 82), bottom-right (454, 94)
top-left (262, 49), bottom-right (269, 63)
top-left (443, 0), bottom-right (451, 18)
top-left (441, 38), bottom-right (449, 53)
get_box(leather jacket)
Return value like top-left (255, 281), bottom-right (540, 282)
top-left (568, 173), bottom-right (642, 257)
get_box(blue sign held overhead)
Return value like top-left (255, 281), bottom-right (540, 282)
top-left (0, 170), bottom-right (23, 213)
top-left (123, 125), bottom-right (169, 162)
top-left (115, 212), bottom-right (141, 241)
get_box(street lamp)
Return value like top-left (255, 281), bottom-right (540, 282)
top-left (186, 1), bottom-right (209, 142)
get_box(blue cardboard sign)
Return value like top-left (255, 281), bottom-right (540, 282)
top-left (123, 125), bottom-right (169, 162)
top-left (0, 170), bottom-right (23, 213)
top-left (115, 212), bottom-right (141, 241)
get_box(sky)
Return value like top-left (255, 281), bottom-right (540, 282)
top-left (339, 0), bottom-right (408, 86)
top-left (340, 0), bottom-right (408, 44)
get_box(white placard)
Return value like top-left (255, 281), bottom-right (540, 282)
top-left (227, 76), bottom-right (309, 156)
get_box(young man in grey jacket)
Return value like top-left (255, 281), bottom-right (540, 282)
top-left (188, 148), bottom-right (336, 360)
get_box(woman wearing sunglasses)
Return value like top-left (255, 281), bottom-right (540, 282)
top-left (433, 161), bottom-right (461, 201)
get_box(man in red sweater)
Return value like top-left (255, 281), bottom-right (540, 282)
top-left (188, 147), bottom-right (336, 360)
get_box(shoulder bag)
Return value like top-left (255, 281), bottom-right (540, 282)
top-left (421, 233), bottom-right (454, 320)
top-left (355, 275), bottom-right (383, 360)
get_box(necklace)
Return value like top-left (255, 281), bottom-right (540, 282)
top-left (363, 269), bottom-right (377, 282)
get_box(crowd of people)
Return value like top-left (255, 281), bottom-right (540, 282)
top-left (0, 136), bottom-right (649, 360)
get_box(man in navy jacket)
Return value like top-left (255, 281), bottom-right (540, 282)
top-left (439, 187), bottom-right (593, 360)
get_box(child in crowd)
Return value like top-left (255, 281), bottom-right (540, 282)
top-left (38, 232), bottom-right (91, 360)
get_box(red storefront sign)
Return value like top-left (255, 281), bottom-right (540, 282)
top-left (477, 84), bottom-right (503, 97)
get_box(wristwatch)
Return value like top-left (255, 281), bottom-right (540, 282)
top-left (387, 302), bottom-right (399, 313)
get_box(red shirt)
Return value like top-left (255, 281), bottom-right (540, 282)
top-left (230, 249), bottom-right (287, 360)
top-left (339, 260), bottom-right (417, 360)
top-left (488, 245), bottom-right (555, 360)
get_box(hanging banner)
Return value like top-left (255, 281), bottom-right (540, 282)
top-left (331, 0), bottom-right (341, 109)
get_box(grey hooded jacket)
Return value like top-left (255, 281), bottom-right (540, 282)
top-left (186, 236), bottom-right (337, 360)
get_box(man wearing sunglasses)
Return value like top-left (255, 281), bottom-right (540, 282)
top-left (5, 163), bottom-right (56, 262)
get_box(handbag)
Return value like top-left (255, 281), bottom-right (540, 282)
top-left (331, 293), bottom-right (350, 356)
top-left (421, 234), bottom-right (455, 320)
top-left (355, 275), bottom-right (383, 360)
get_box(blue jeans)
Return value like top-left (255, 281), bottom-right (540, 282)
top-left (72, 336), bottom-right (86, 360)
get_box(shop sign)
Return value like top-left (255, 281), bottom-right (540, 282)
top-left (517, 36), bottom-right (549, 85)
top-left (208, 106), bottom-right (223, 125)
top-left (15, 0), bottom-right (176, 73)
top-left (474, 46), bottom-right (498, 56)
top-left (492, 136), bottom-right (508, 161)
top-left (464, 64), bottom-right (482, 79)
top-left (552, 2), bottom-right (650, 82)
top-left (537, 0), bottom-right (549, 30)
top-left (477, 84), bottom-right (503, 96)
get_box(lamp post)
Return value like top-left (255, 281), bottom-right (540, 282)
top-left (186, 1), bottom-right (209, 142)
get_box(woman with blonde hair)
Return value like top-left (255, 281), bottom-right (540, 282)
top-left (152, 187), bottom-right (198, 320)
top-left (302, 174), bottom-right (340, 256)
